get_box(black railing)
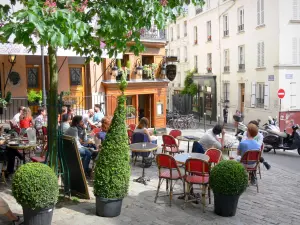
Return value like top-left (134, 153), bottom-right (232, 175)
top-left (140, 27), bottom-right (166, 40)
top-left (238, 24), bottom-right (244, 32)
top-left (224, 66), bottom-right (230, 72)
top-left (239, 64), bottom-right (245, 70)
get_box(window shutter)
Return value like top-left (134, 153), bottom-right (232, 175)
top-left (251, 82), bottom-right (256, 107)
top-left (298, 38), bottom-right (300, 64)
top-left (264, 82), bottom-right (270, 109)
top-left (261, 0), bottom-right (264, 24)
top-left (292, 37), bottom-right (298, 65)
top-left (261, 42), bottom-right (265, 67)
top-left (257, 42), bottom-right (261, 67)
top-left (257, 0), bottom-right (261, 25)
top-left (293, 0), bottom-right (299, 20)
top-left (290, 82), bottom-right (297, 109)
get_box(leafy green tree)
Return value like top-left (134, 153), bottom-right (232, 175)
top-left (0, 0), bottom-right (204, 171)
top-left (181, 70), bottom-right (198, 96)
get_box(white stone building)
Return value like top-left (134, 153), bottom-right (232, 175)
top-left (167, 0), bottom-right (300, 125)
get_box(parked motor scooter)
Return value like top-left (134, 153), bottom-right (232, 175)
top-left (263, 120), bottom-right (300, 155)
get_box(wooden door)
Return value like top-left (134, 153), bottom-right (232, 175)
top-left (240, 83), bottom-right (245, 114)
top-left (68, 65), bottom-right (85, 110)
top-left (143, 94), bottom-right (154, 127)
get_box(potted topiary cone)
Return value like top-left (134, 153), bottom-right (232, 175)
top-left (210, 160), bottom-right (248, 217)
top-left (94, 75), bottom-right (130, 217)
top-left (12, 163), bottom-right (59, 225)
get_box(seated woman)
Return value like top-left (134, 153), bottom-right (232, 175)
top-left (133, 117), bottom-right (151, 142)
top-left (19, 107), bottom-right (33, 130)
top-left (64, 116), bottom-right (92, 176)
top-left (96, 117), bottom-right (111, 143)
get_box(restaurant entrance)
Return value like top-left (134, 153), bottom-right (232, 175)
top-left (138, 94), bottom-right (154, 127)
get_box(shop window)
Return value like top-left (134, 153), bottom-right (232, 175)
top-left (157, 102), bottom-right (164, 116)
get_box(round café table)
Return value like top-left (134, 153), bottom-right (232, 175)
top-left (176, 136), bottom-right (200, 153)
top-left (7, 144), bottom-right (38, 164)
top-left (174, 153), bottom-right (209, 165)
top-left (130, 142), bottom-right (158, 185)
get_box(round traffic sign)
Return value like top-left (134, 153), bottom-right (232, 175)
top-left (277, 89), bottom-right (285, 99)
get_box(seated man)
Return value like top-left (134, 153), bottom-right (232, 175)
top-left (237, 123), bottom-right (261, 184)
top-left (12, 106), bottom-right (25, 127)
top-left (82, 109), bottom-right (94, 130)
top-left (242, 120), bottom-right (271, 170)
top-left (199, 124), bottom-right (225, 151)
top-left (60, 114), bottom-right (70, 134)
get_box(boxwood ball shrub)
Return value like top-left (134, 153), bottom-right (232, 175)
top-left (12, 163), bottom-right (59, 209)
top-left (210, 160), bottom-right (248, 196)
top-left (94, 77), bottom-right (130, 199)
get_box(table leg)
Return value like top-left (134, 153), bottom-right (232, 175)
top-left (23, 149), bottom-right (26, 164)
top-left (187, 142), bottom-right (190, 153)
top-left (133, 157), bottom-right (150, 185)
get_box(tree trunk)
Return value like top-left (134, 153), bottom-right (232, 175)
top-left (48, 46), bottom-right (58, 172)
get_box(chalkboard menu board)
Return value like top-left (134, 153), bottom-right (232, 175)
top-left (61, 135), bottom-right (90, 199)
top-left (166, 65), bottom-right (176, 81)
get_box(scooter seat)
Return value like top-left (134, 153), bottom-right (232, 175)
top-left (268, 130), bottom-right (288, 138)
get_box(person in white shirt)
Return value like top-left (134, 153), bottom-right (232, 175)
top-left (82, 109), bottom-right (94, 129)
top-left (12, 106), bottom-right (25, 126)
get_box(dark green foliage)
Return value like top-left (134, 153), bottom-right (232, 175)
top-left (181, 70), bottom-right (198, 96)
top-left (12, 163), bottom-right (59, 209)
top-left (94, 76), bottom-right (130, 199)
top-left (5, 91), bottom-right (11, 103)
top-left (210, 160), bottom-right (248, 196)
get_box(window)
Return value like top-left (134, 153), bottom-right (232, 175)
top-left (257, 0), bottom-right (264, 26)
top-left (194, 26), bottom-right (198, 44)
top-left (292, 0), bottom-right (300, 20)
top-left (27, 67), bottom-right (39, 88)
top-left (223, 15), bottom-right (229, 36)
top-left (290, 82), bottom-right (297, 109)
top-left (195, 5), bottom-right (203, 15)
top-left (177, 48), bottom-right (180, 62)
top-left (238, 7), bottom-right (244, 32)
top-left (257, 41), bottom-right (265, 68)
top-left (224, 49), bottom-right (230, 72)
top-left (205, 94), bottom-right (212, 110)
top-left (292, 37), bottom-right (300, 64)
top-left (256, 83), bottom-right (265, 108)
top-left (170, 27), bottom-right (173, 41)
top-left (171, 49), bottom-right (174, 56)
top-left (194, 55), bottom-right (198, 72)
top-left (207, 53), bottom-right (212, 73)
top-left (177, 24), bottom-right (180, 39)
top-left (207, 21), bottom-right (212, 41)
top-left (223, 82), bottom-right (230, 102)
top-left (69, 67), bottom-right (82, 85)
top-left (238, 45), bottom-right (245, 70)
top-left (184, 46), bottom-right (187, 62)
top-left (206, 0), bottom-right (211, 9)
top-left (184, 21), bottom-right (187, 37)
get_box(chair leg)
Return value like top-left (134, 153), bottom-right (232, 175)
top-left (154, 178), bottom-right (162, 203)
top-left (166, 179), bottom-right (169, 193)
top-left (169, 179), bottom-right (173, 206)
top-left (201, 185), bottom-right (207, 212)
top-left (134, 155), bottom-right (137, 166)
top-left (258, 164), bottom-right (262, 179)
top-left (182, 183), bottom-right (189, 210)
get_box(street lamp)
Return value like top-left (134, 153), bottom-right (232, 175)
top-left (159, 57), bottom-right (166, 78)
top-left (4, 55), bottom-right (17, 97)
top-left (134, 58), bottom-right (143, 76)
top-left (8, 55), bottom-right (17, 65)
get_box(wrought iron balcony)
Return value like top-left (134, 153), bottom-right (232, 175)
top-left (140, 26), bottom-right (166, 41)
top-left (238, 64), bottom-right (245, 70)
top-left (224, 66), bottom-right (230, 72)
top-left (238, 24), bottom-right (244, 32)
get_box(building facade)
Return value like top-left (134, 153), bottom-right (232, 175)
top-left (167, 0), bottom-right (300, 126)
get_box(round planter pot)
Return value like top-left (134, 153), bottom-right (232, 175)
top-left (23, 206), bottom-right (54, 225)
top-left (214, 193), bottom-right (240, 217)
top-left (96, 196), bottom-right (123, 217)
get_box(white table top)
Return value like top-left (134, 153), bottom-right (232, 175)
top-left (174, 153), bottom-right (209, 164)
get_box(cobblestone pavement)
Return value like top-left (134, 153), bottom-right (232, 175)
top-left (1, 129), bottom-right (300, 225)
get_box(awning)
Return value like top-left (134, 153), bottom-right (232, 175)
top-left (0, 43), bottom-right (123, 59)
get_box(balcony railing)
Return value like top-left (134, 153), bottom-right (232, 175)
top-left (224, 66), bottom-right (230, 72)
top-left (238, 64), bottom-right (245, 70)
top-left (196, 7), bottom-right (203, 15)
top-left (140, 26), bottom-right (166, 41)
top-left (238, 24), bottom-right (244, 32)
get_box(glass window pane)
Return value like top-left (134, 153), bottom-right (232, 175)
top-left (27, 67), bottom-right (39, 88)
top-left (70, 68), bottom-right (82, 86)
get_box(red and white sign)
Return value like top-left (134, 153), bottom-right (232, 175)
top-left (277, 89), bottom-right (285, 99)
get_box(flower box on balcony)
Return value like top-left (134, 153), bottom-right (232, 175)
top-left (207, 68), bottom-right (212, 73)
top-left (194, 40), bottom-right (198, 45)
top-left (207, 36), bottom-right (212, 41)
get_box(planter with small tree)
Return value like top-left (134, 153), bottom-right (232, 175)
top-left (12, 163), bottom-right (59, 225)
top-left (210, 160), bottom-right (248, 217)
top-left (27, 90), bottom-right (42, 106)
top-left (94, 76), bottom-right (130, 217)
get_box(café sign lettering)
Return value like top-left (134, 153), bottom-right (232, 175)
top-left (166, 65), bottom-right (177, 81)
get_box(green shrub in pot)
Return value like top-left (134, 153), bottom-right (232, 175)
top-left (12, 163), bottom-right (59, 225)
top-left (210, 160), bottom-right (248, 217)
top-left (94, 75), bottom-right (130, 217)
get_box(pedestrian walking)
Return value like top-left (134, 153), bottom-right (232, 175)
top-left (223, 106), bottom-right (228, 124)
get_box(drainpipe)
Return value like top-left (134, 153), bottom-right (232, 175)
top-left (41, 45), bottom-right (47, 106)
top-left (218, 0), bottom-right (236, 121)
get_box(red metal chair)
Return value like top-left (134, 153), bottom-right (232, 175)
top-left (240, 150), bottom-right (261, 193)
top-left (183, 158), bottom-right (211, 212)
top-left (257, 144), bottom-right (264, 179)
top-left (154, 154), bottom-right (184, 206)
top-left (205, 148), bottom-right (222, 166)
top-left (127, 129), bottom-right (134, 144)
top-left (169, 129), bottom-right (182, 146)
top-left (128, 124), bottom-right (136, 131)
top-left (91, 128), bottom-right (101, 135)
top-left (162, 135), bottom-right (184, 156)
top-left (30, 143), bottom-right (48, 163)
